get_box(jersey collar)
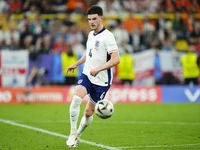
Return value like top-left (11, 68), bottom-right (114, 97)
top-left (93, 26), bottom-right (106, 36)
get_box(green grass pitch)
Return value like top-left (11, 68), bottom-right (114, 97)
top-left (0, 103), bottom-right (200, 150)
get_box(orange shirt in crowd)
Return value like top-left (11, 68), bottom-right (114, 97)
top-left (67, 0), bottom-right (84, 12)
top-left (8, 0), bottom-right (22, 13)
top-left (176, 0), bottom-right (192, 9)
top-left (163, 0), bottom-right (176, 8)
top-left (123, 18), bottom-right (144, 33)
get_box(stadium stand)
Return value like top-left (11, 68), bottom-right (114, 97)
top-left (0, 0), bottom-right (200, 86)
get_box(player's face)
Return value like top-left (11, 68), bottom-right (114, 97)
top-left (88, 14), bottom-right (103, 32)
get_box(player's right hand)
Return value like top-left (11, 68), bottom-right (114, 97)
top-left (66, 64), bottom-right (77, 75)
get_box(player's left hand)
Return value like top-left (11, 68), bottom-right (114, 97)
top-left (90, 68), bottom-right (100, 77)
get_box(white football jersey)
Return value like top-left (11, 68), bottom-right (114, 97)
top-left (83, 27), bottom-right (118, 86)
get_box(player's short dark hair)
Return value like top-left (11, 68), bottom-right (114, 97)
top-left (86, 5), bottom-right (103, 16)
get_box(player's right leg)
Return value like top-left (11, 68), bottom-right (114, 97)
top-left (67, 86), bottom-right (86, 147)
top-left (77, 100), bottom-right (95, 138)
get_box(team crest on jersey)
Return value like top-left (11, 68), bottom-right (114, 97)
top-left (78, 79), bottom-right (83, 84)
top-left (95, 40), bottom-right (100, 50)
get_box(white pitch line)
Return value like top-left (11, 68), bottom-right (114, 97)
top-left (11, 120), bottom-right (200, 126)
top-left (117, 143), bottom-right (200, 149)
top-left (95, 120), bottom-right (200, 126)
top-left (0, 119), bottom-right (121, 150)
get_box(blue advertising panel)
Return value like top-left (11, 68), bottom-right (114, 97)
top-left (163, 86), bottom-right (200, 103)
top-left (29, 54), bottom-right (54, 81)
top-left (52, 54), bottom-right (65, 82)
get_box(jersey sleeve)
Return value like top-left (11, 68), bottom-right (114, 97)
top-left (105, 33), bottom-right (118, 54)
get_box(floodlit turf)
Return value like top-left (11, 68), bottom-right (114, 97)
top-left (0, 103), bottom-right (200, 150)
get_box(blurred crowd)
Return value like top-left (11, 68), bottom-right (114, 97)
top-left (0, 0), bottom-right (200, 57)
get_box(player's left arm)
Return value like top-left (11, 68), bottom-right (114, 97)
top-left (90, 51), bottom-right (120, 77)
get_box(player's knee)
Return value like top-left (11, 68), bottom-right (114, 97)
top-left (70, 95), bottom-right (82, 109)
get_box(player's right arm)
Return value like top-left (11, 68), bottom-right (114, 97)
top-left (66, 54), bottom-right (86, 75)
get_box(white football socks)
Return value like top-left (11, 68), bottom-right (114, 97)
top-left (77, 115), bottom-right (93, 137)
top-left (70, 95), bottom-right (82, 133)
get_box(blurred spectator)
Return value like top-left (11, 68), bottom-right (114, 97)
top-left (0, 39), bottom-right (8, 50)
top-left (116, 1), bottom-right (129, 15)
top-left (17, 16), bottom-right (34, 48)
top-left (190, 0), bottom-right (200, 14)
top-left (77, 15), bottom-right (91, 46)
top-left (172, 10), bottom-right (188, 39)
top-left (133, 45), bottom-right (142, 53)
top-left (8, 0), bottom-right (23, 14)
top-left (21, 35), bottom-right (34, 52)
top-left (118, 40), bottom-right (133, 55)
top-left (52, 36), bottom-right (69, 54)
top-left (48, 17), bottom-right (64, 35)
top-left (136, 4), bottom-right (146, 14)
top-left (122, 0), bottom-right (137, 13)
top-left (17, 16), bottom-right (30, 34)
top-left (103, 3), bottom-right (118, 29)
top-left (186, 13), bottom-right (196, 33)
top-left (63, 14), bottom-right (76, 27)
top-left (117, 49), bottom-right (135, 86)
top-left (96, 0), bottom-right (107, 12)
top-left (158, 21), bottom-right (176, 48)
top-left (26, 65), bottom-right (47, 87)
top-left (61, 46), bottom-right (78, 85)
top-left (24, 4), bottom-right (39, 17)
top-left (52, 26), bottom-right (69, 43)
top-left (123, 10), bottom-right (143, 34)
top-left (181, 44), bottom-right (200, 85)
top-left (29, 14), bottom-right (47, 37)
top-left (131, 24), bottom-right (145, 51)
top-left (175, 0), bottom-right (191, 13)
top-left (0, 13), bottom-right (17, 32)
top-left (3, 25), bottom-right (20, 48)
top-left (143, 13), bottom-right (156, 34)
top-left (40, 0), bottom-right (55, 14)
top-left (146, 0), bottom-right (160, 13)
top-left (82, 0), bottom-right (94, 13)
top-left (51, 0), bottom-right (66, 13)
top-left (112, 20), bottom-right (130, 48)
top-left (144, 24), bottom-right (160, 49)
top-left (27, 65), bottom-right (38, 86)
top-left (31, 37), bottom-right (42, 58)
top-left (160, 0), bottom-right (176, 13)
top-left (189, 21), bottom-right (200, 45)
top-left (161, 38), bottom-right (176, 51)
top-left (22, 0), bottom-right (41, 12)
top-left (66, 25), bottom-right (84, 46)
top-left (66, 0), bottom-right (84, 13)
top-left (67, 25), bottom-right (85, 55)
top-left (0, 0), bottom-right (9, 14)
top-left (39, 34), bottom-right (52, 53)
top-left (110, 0), bottom-right (121, 13)
top-left (155, 11), bottom-right (169, 32)
top-left (195, 37), bottom-right (200, 53)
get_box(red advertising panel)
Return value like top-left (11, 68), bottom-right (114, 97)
top-left (106, 86), bottom-right (162, 103)
top-left (0, 86), bottom-right (162, 104)
top-left (0, 87), bottom-right (64, 104)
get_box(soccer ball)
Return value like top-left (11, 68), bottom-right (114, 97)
top-left (95, 99), bottom-right (114, 119)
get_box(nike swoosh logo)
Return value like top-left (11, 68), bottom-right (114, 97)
top-left (71, 114), bottom-right (77, 117)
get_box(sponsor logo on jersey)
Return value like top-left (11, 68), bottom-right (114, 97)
top-left (109, 43), bottom-right (116, 46)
